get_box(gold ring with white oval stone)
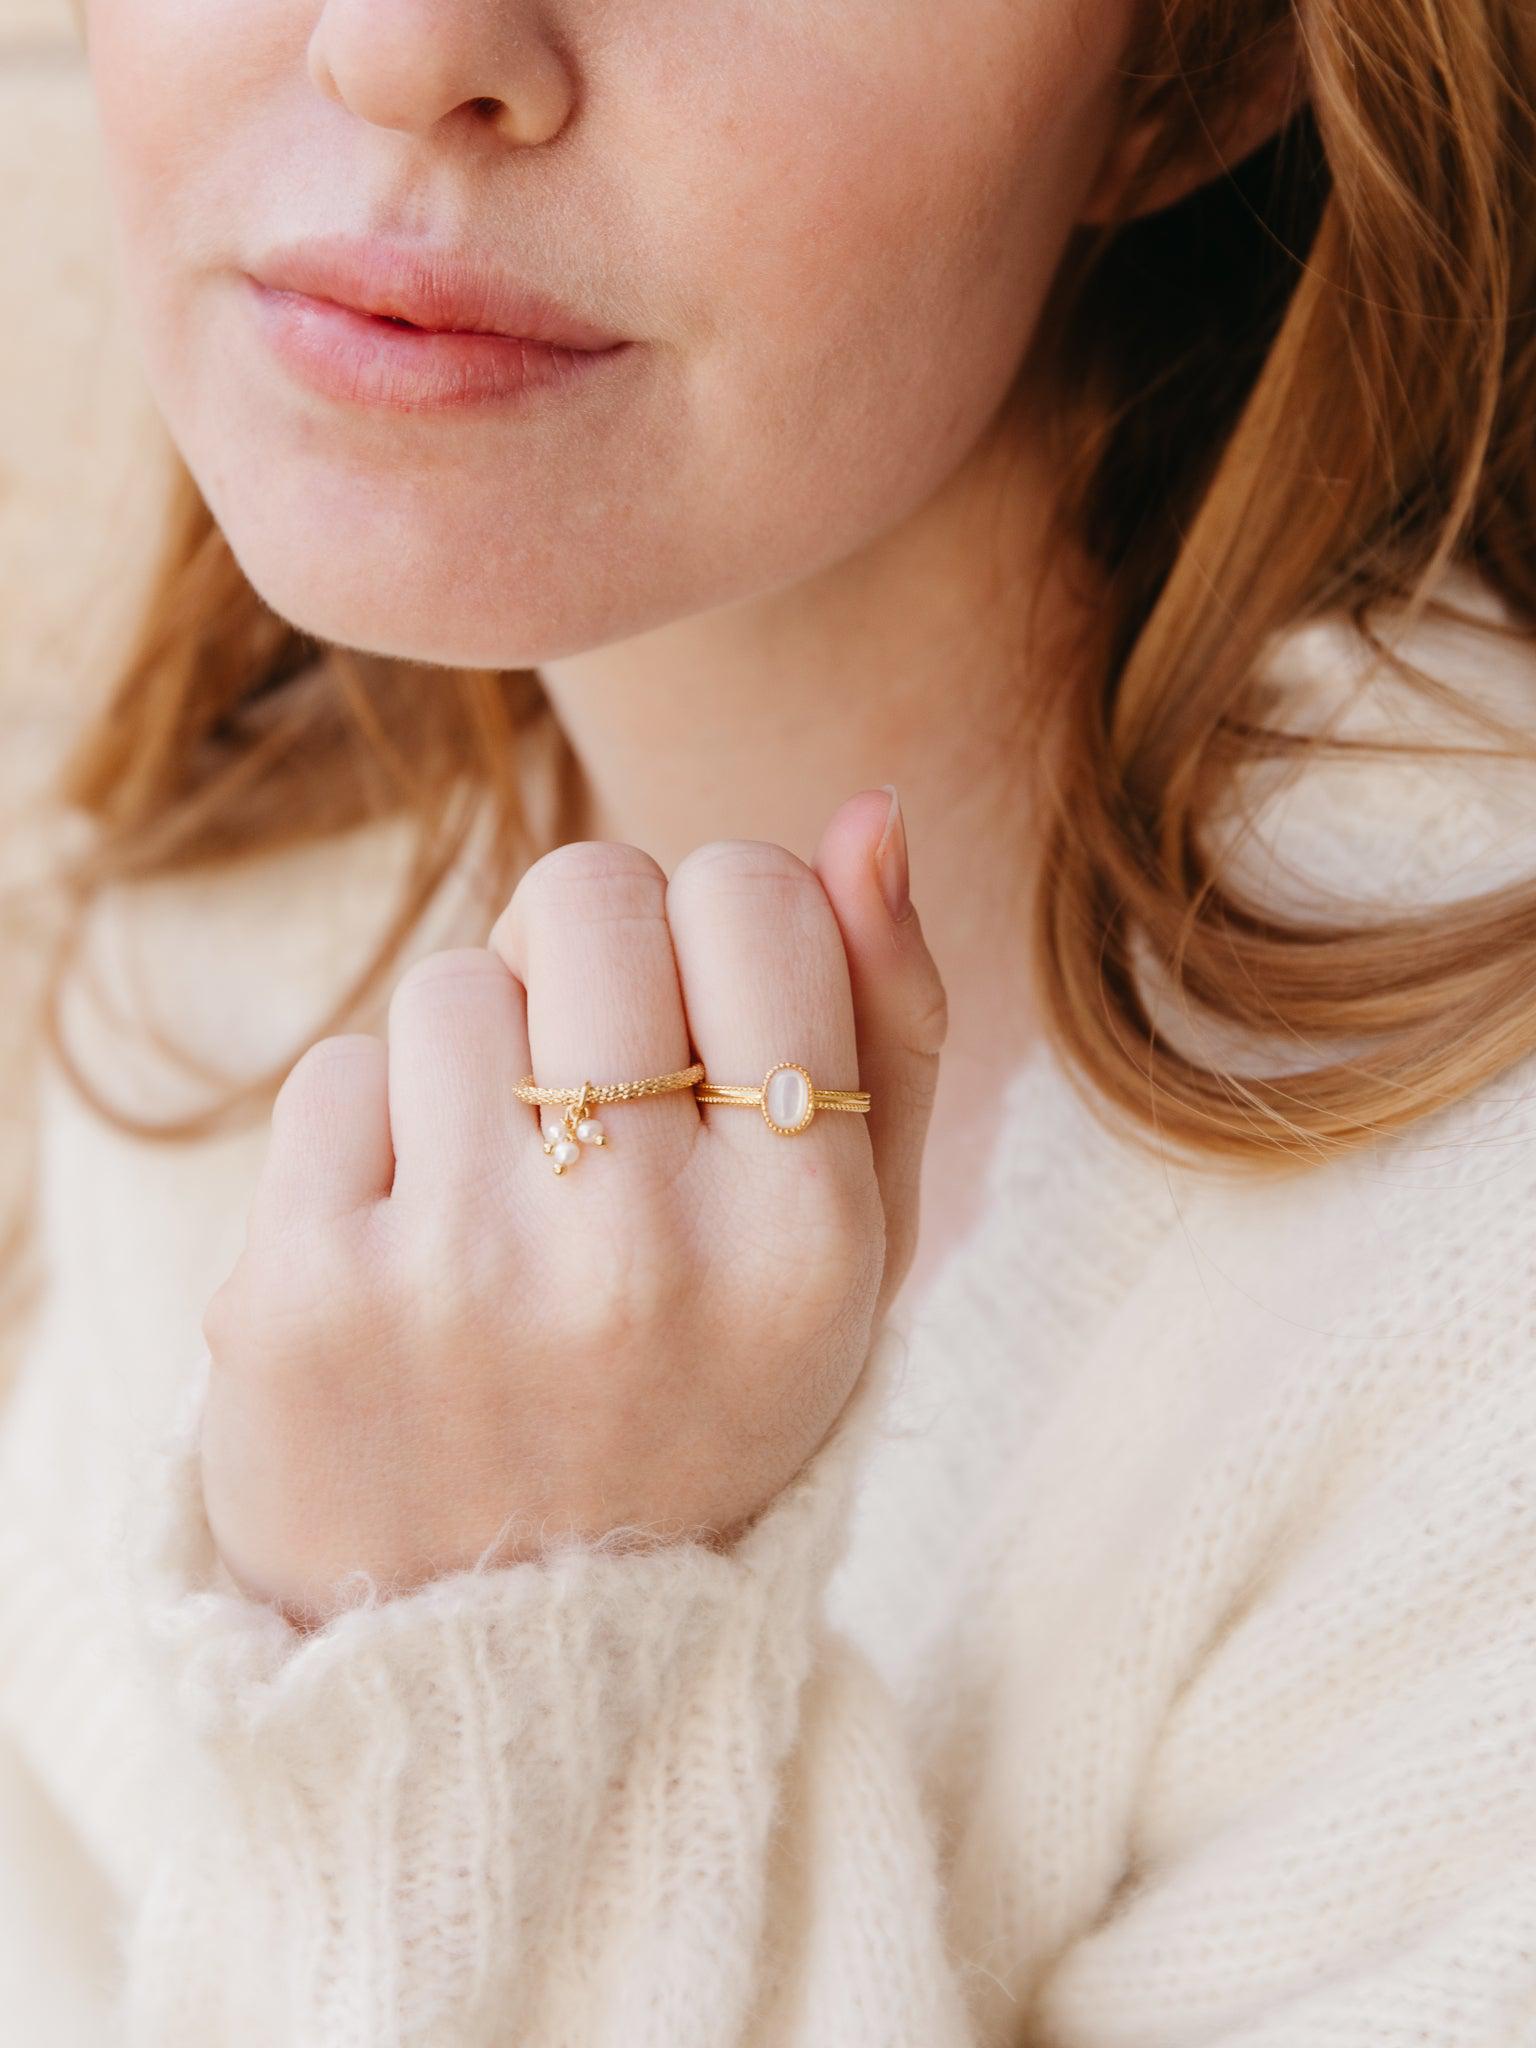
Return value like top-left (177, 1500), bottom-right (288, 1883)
top-left (693, 1061), bottom-right (871, 1136)
top-left (514, 1062), bottom-right (706, 1174)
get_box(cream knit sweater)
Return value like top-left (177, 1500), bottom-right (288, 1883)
top-left (2, 578), bottom-right (1536, 2046)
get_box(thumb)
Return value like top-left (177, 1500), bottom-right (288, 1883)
top-left (812, 785), bottom-right (948, 1318)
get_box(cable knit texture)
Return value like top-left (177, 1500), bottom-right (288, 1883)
top-left (0, 571), bottom-right (1534, 2045)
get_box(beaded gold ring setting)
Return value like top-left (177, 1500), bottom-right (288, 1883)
top-left (514, 1063), bottom-right (705, 1175)
top-left (694, 1061), bottom-right (872, 1136)
top-left (514, 1059), bottom-right (871, 1173)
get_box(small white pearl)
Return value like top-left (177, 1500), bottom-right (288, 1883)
top-left (543, 1120), bottom-right (565, 1146)
top-left (575, 1118), bottom-right (605, 1144)
top-left (551, 1139), bottom-right (581, 1168)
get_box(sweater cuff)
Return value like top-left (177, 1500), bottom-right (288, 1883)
top-left (111, 1324), bottom-right (906, 2043)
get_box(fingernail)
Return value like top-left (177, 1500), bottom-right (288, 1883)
top-left (875, 783), bottom-right (912, 924)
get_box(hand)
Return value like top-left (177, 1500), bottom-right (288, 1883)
top-left (197, 788), bottom-right (947, 1629)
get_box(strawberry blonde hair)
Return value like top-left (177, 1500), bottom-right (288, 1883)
top-left (4, 0), bottom-right (1536, 1337)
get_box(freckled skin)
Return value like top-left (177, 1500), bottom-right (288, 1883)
top-left (80, 0), bottom-right (1133, 672)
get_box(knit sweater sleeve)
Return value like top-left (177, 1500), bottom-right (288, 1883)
top-left (109, 1321), bottom-right (978, 2048)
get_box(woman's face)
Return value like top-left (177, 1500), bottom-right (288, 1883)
top-left (82, 0), bottom-right (1134, 669)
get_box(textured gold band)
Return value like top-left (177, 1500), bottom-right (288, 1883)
top-left (514, 1063), bottom-right (706, 1175)
top-left (695, 1061), bottom-right (870, 1137)
top-left (513, 1062), bottom-right (705, 1108)
top-left (692, 1085), bottom-right (871, 1110)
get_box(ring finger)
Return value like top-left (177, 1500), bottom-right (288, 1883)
top-left (664, 839), bottom-right (864, 1172)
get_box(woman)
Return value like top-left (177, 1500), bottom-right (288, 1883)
top-left (1, 0), bottom-right (1533, 2039)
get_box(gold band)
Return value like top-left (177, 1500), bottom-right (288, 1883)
top-left (694, 1061), bottom-right (871, 1137)
top-left (513, 1059), bottom-right (871, 1173)
top-left (514, 1063), bottom-right (705, 1175)
top-left (514, 1062), bottom-right (705, 1108)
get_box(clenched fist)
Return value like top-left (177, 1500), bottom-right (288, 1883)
top-left (197, 787), bottom-right (947, 1631)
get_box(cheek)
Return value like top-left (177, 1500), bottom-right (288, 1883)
top-left (646, 1), bottom-right (1125, 511)
top-left (87, 0), bottom-right (236, 224)
top-left (84, 2), bottom-right (293, 352)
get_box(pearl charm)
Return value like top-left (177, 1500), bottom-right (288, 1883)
top-left (535, 1082), bottom-right (619, 1174)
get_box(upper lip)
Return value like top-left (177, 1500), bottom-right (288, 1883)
top-left (247, 234), bottom-right (629, 351)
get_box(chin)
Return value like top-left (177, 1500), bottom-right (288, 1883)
top-left (225, 540), bottom-right (653, 672)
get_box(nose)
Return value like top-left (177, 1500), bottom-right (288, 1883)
top-left (307, 0), bottom-right (576, 147)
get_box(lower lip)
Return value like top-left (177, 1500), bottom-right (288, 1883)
top-left (244, 277), bottom-right (633, 413)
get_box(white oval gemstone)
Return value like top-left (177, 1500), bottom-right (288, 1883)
top-left (543, 1120), bottom-right (566, 1145)
top-left (551, 1139), bottom-right (581, 1167)
top-left (576, 1118), bottom-right (605, 1143)
top-left (763, 1064), bottom-right (812, 1133)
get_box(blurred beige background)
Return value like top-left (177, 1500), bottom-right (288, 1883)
top-left (2, 0), bottom-right (164, 826)
top-left (1, 0), bottom-right (167, 1338)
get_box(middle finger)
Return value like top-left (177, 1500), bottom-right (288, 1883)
top-left (489, 840), bottom-right (700, 1182)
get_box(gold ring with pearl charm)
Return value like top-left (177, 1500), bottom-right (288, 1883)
top-left (513, 1062), bottom-right (706, 1174)
top-left (693, 1062), bottom-right (871, 1135)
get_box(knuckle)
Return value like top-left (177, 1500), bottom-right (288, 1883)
top-left (821, 1161), bottom-right (883, 1237)
top-left (552, 1229), bottom-right (687, 1351)
top-left (204, 1227), bottom-right (377, 1368)
top-left (496, 841), bottom-right (668, 945)
top-left (393, 1195), bottom-right (507, 1317)
top-left (287, 1224), bottom-right (375, 1318)
top-left (275, 1032), bottom-right (384, 1117)
top-left (734, 1165), bottom-right (878, 1308)
top-left (392, 946), bottom-right (507, 1008)
top-left (804, 1180), bottom-right (882, 1288)
top-left (669, 837), bottom-right (820, 908)
top-left (906, 975), bottom-right (950, 1058)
